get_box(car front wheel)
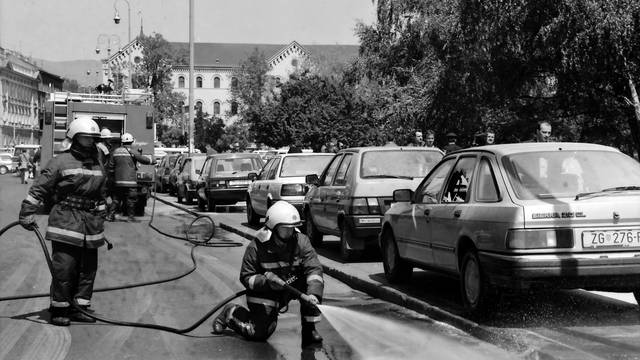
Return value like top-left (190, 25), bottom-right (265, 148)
top-left (246, 196), bottom-right (260, 226)
top-left (305, 210), bottom-right (323, 247)
top-left (460, 250), bottom-right (499, 317)
top-left (340, 225), bottom-right (362, 262)
top-left (381, 229), bottom-right (412, 283)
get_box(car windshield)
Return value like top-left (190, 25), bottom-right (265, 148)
top-left (192, 156), bottom-right (206, 171)
top-left (502, 150), bottom-right (640, 200)
top-left (360, 150), bottom-right (442, 179)
top-left (280, 155), bottom-right (333, 177)
top-left (213, 157), bottom-right (262, 174)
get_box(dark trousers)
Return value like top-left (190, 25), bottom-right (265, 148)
top-left (50, 241), bottom-right (98, 307)
top-left (114, 186), bottom-right (137, 216)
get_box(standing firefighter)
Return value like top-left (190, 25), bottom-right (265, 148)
top-left (18, 116), bottom-right (108, 326)
top-left (107, 132), bottom-right (151, 221)
top-left (213, 201), bottom-right (324, 346)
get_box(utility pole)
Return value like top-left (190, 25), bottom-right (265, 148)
top-left (188, 0), bottom-right (194, 153)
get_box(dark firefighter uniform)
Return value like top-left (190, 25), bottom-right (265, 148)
top-left (19, 143), bottom-right (107, 314)
top-left (222, 227), bottom-right (324, 341)
top-left (107, 145), bottom-right (151, 218)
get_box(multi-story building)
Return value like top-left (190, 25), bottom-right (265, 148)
top-left (104, 40), bottom-right (359, 125)
top-left (0, 47), bottom-right (63, 148)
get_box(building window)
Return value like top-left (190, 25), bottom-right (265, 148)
top-left (291, 58), bottom-right (298, 67)
top-left (196, 76), bottom-right (203, 88)
top-left (213, 101), bottom-right (220, 115)
top-left (213, 76), bottom-right (220, 88)
top-left (231, 101), bottom-right (238, 115)
top-left (134, 56), bottom-right (141, 64)
top-left (178, 76), bottom-right (185, 88)
top-left (231, 77), bottom-right (238, 89)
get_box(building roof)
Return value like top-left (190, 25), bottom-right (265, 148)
top-left (169, 41), bottom-right (359, 68)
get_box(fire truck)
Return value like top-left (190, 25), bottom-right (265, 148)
top-left (42, 91), bottom-right (156, 215)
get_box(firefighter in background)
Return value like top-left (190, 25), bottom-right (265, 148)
top-left (97, 128), bottom-right (118, 221)
top-left (18, 116), bottom-right (108, 326)
top-left (106, 132), bottom-right (151, 222)
top-left (212, 201), bottom-right (324, 346)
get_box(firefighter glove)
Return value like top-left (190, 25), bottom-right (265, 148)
top-left (19, 214), bottom-right (37, 231)
top-left (264, 271), bottom-right (285, 290)
top-left (305, 294), bottom-right (320, 306)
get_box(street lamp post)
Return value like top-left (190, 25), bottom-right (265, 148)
top-left (113, 0), bottom-right (132, 89)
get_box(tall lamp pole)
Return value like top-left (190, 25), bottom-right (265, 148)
top-left (113, 0), bottom-right (132, 89)
top-left (188, 0), bottom-right (194, 153)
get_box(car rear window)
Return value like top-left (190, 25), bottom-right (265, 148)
top-left (213, 157), bottom-right (262, 174)
top-left (280, 155), bottom-right (333, 177)
top-left (360, 150), bottom-right (443, 179)
top-left (502, 150), bottom-right (640, 200)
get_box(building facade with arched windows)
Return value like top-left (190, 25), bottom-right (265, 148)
top-left (105, 40), bottom-right (359, 126)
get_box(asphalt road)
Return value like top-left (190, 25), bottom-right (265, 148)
top-left (168, 194), bottom-right (640, 360)
top-left (0, 174), bottom-right (512, 360)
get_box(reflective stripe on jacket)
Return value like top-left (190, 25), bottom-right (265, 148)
top-left (107, 146), bottom-right (150, 187)
top-left (23, 151), bottom-right (107, 248)
top-left (240, 231), bottom-right (324, 309)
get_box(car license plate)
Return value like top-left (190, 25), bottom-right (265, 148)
top-left (229, 180), bottom-right (250, 186)
top-left (582, 230), bottom-right (640, 248)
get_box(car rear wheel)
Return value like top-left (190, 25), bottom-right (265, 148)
top-left (246, 196), bottom-right (260, 226)
top-left (340, 225), bottom-right (362, 262)
top-left (460, 250), bottom-right (498, 317)
top-left (381, 229), bottom-right (412, 283)
top-left (0, 166), bottom-right (7, 175)
top-left (305, 210), bottom-right (323, 247)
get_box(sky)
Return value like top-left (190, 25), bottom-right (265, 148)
top-left (0, 0), bottom-right (376, 62)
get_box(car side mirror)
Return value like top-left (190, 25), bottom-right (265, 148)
top-left (305, 174), bottom-right (320, 186)
top-left (393, 189), bottom-right (414, 203)
top-left (248, 172), bottom-right (258, 181)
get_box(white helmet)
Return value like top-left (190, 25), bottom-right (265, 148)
top-left (264, 201), bottom-right (302, 230)
top-left (121, 132), bottom-right (135, 144)
top-left (67, 116), bottom-right (101, 139)
top-left (100, 128), bottom-right (112, 139)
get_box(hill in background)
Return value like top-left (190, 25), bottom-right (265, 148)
top-left (35, 59), bottom-right (103, 87)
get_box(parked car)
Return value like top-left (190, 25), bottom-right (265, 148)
top-left (176, 153), bottom-right (207, 204)
top-left (154, 154), bottom-right (179, 193)
top-left (168, 153), bottom-right (190, 195)
top-left (303, 146), bottom-right (444, 261)
top-left (246, 152), bottom-right (334, 226)
top-left (0, 152), bottom-right (15, 175)
top-left (380, 142), bottom-right (640, 316)
top-left (196, 153), bottom-right (264, 211)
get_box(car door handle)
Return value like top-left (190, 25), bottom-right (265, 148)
top-left (454, 210), bottom-right (462, 218)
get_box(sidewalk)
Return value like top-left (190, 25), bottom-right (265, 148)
top-left (152, 195), bottom-right (551, 358)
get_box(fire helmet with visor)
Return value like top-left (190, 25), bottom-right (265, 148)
top-left (121, 132), bottom-right (135, 144)
top-left (67, 116), bottom-right (101, 139)
top-left (264, 201), bottom-right (302, 230)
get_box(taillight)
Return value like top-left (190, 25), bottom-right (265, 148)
top-left (506, 229), bottom-right (574, 249)
top-left (281, 184), bottom-right (305, 196)
top-left (350, 197), bottom-right (381, 215)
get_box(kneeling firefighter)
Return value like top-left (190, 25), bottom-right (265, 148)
top-left (18, 116), bottom-right (108, 326)
top-left (213, 201), bottom-right (324, 345)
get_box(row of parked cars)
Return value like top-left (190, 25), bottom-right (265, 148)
top-left (156, 142), bottom-right (640, 315)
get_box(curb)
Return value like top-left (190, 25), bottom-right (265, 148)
top-left (150, 195), bottom-right (553, 359)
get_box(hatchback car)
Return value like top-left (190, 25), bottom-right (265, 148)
top-left (303, 146), bottom-right (444, 261)
top-left (196, 153), bottom-right (264, 211)
top-left (246, 152), bottom-right (334, 226)
top-left (168, 153), bottom-right (189, 195)
top-left (380, 142), bottom-right (640, 315)
top-left (0, 152), bottom-right (15, 175)
top-left (154, 154), bottom-right (179, 193)
top-left (176, 153), bottom-right (207, 204)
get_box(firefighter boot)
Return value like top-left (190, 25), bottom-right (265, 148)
top-left (301, 323), bottom-right (323, 346)
top-left (212, 304), bottom-right (239, 334)
top-left (49, 307), bottom-right (71, 327)
top-left (69, 305), bottom-right (96, 323)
